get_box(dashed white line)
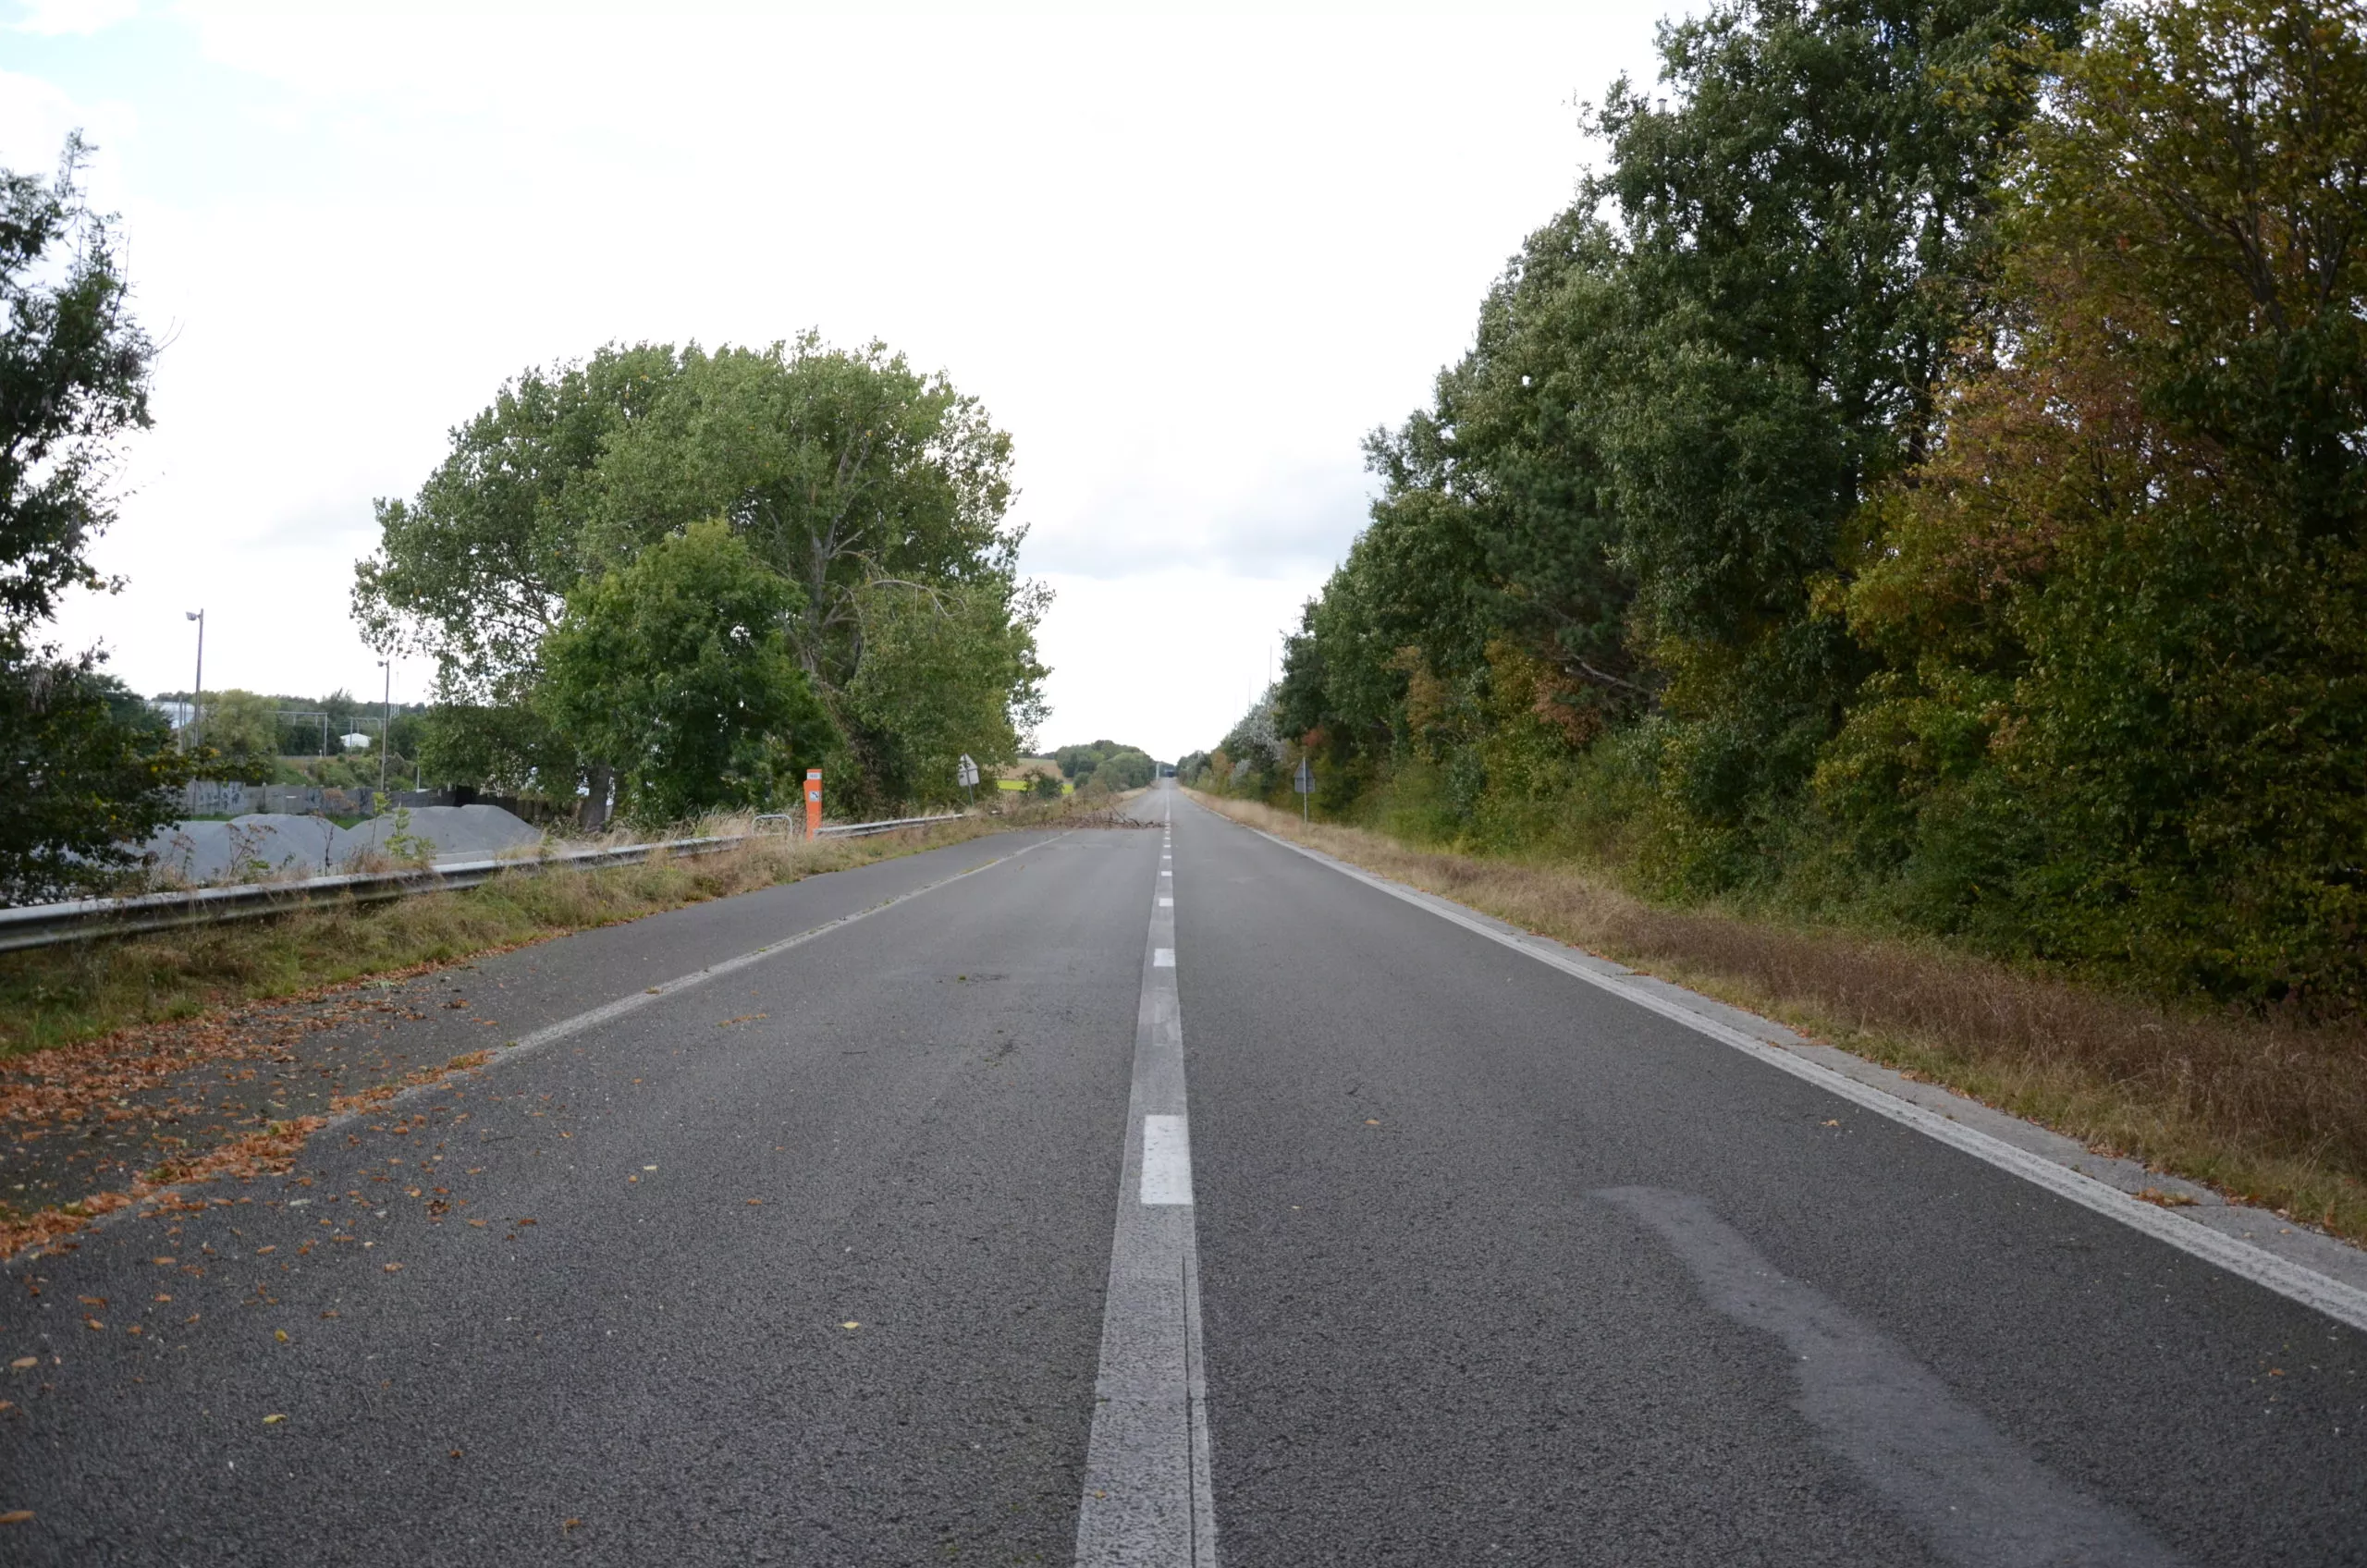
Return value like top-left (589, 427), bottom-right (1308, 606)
top-left (1073, 811), bottom-right (1217, 1565)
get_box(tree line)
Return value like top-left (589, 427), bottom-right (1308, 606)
top-left (1209, 0), bottom-right (2367, 1011)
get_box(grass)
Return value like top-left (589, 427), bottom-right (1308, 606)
top-left (0, 814), bottom-right (1011, 1063)
top-left (1191, 791), bottom-right (2367, 1245)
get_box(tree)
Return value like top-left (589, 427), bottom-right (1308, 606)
top-left (354, 343), bottom-right (679, 804)
top-left (1, 134), bottom-right (154, 641)
top-left (358, 336), bottom-right (1048, 813)
top-left (540, 521), bottom-right (838, 825)
top-left (202, 690), bottom-right (283, 769)
top-left (842, 576), bottom-right (1048, 803)
top-left (582, 337), bottom-right (1040, 810)
top-left (0, 662), bottom-right (194, 902)
top-left (1830, 0), bottom-right (2367, 1003)
top-left (0, 136), bottom-right (184, 903)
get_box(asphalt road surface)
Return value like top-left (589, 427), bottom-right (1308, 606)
top-left (5, 780), bottom-right (2361, 1566)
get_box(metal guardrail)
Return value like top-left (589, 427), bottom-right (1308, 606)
top-left (0, 814), bottom-right (967, 955)
top-left (759, 812), bottom-right (963, 839)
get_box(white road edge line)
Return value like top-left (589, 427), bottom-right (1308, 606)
top-left (1074, 800), bottom-right (1218, 1566)
top-left (1227, 812), bottom-right (2367, 1336)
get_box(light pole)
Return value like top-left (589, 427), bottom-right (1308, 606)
top-left (376, 659), bottom-right (392, 799)
top-left (183, 610), bottom-right (205, 749)
top-left (184, 609), bottom-right (205, 815)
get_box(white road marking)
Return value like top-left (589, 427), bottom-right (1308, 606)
top-left (1074, 823), bottom-right (1217, 1565)
top-left (1141, 1116), bottom-right (1195, 1205)
top-left (1231, 813), bottom-right (2367, 1335)
top-left (1159, 896), bottom-right (1174, 907)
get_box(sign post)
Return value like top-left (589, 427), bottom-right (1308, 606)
top-left (1294, 756), bottom-right (1312, 823)
top-left (804, 767), bottom-right (823, 841)
top-left (956, 753), bottom-right (979, 809)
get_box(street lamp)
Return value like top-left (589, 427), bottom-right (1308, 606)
top-left (184, 609), bottom-right (204, 815)
top-left (183, 609), bottom-right (204, 749)
top-left (376, 658), bottom-right (392, 799)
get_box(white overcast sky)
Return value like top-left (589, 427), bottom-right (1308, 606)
top-left (3, 0), bottom-right (1674, 763)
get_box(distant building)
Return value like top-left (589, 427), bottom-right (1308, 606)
top-left (341, 732), bottom-right (374, 750)
top-left (151, 700), bottom-right (194, 729)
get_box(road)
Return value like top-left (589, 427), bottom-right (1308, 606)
top-left (3, 779), bottom-right (2361, 1565)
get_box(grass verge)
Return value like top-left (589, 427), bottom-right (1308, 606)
top-left (1191, 791), bottom-right (2367, 1246)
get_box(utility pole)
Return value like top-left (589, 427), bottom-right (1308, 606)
top-left (183, 609), bottom-right (205, 749)
top-left (184, 609), bottom-right (204, 815)
top-left (377, 659), bottom-right (392, 799)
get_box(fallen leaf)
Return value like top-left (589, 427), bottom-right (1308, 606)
top-left (83, 1318), bottom-right (103, 1331)
top-left (0, 1510), bottom-right (30, 1525)
top-left (262, 1414), bottom-right (286, 1425)
top-left (745, 1199), bottom-right (763, 1207)
top-left (153, 1257), bottom-right (175, 1267)
top-left (449, 1448), bottom-right (463, 1458)
top-left (468, 1219), bottom-right (487, 1228)
top-left (275, 1329), bottom-right (289, 1342)
top-left (2135, 1187), bottom-right (2199, 1208)
top-left (125, 1326), bottom-right (141, 1337)
top-left (320, 1310), bottom-right (339, 1319)
top-left (840, 1320), bottom-right (861, 1330)
top-left (642, 1165), bottom-right (657, 1172)
top-left (6, 1358), bottom-right (32, 1371)
top-left (153, 1294), bottom-right (171, 1303)
top-left (563, 1517), bottom-right (583, 1531)
top-left (78, 1296), bottom-right (104, 1308)
top-left (382, 1263), bottom-right (403, 1273)
top-left (1364, 1119), bottom-right (1380, 1126)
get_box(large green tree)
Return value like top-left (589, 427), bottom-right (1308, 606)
top-left (0, 136), bottom-right (190, 903)
top-left (357, 336), bottom-right (1046, 815)
top-left (541, 521), bottom-right (837, 825)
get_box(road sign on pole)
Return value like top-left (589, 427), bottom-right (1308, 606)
top-left (804, 768), bottom-right (824, 841)
top-left (1294, 756), bottom-right (1312, 822)
top-left (956, 753), bottom-right (978, 808)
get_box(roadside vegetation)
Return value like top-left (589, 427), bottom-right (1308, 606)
top-left (1194, 791), bottom-right (2367, 1243)
top-left (1196, 0), bottom-right (2367, 1013)
top-left (0, 815), bottom-right (1007, 1064)
top-left (1045, 740), bottom-right (1161, 795)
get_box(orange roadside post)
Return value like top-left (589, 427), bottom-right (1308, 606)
top-left (804, 768), bottom-right (823, 841)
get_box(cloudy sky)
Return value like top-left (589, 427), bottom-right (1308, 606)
top-left (4, 0), bottom-right (1674, 763)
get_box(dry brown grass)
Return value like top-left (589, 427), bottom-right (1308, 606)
top-left (1194, 792), bottom-right (2367, 1243)
top-left (0, 816), bottom-right (1002, 1062)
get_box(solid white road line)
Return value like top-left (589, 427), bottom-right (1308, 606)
top-left (1224, 811), bottom-right (2367, 1336)
top-left (1073, 826), bottom-right (1218, 1566)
